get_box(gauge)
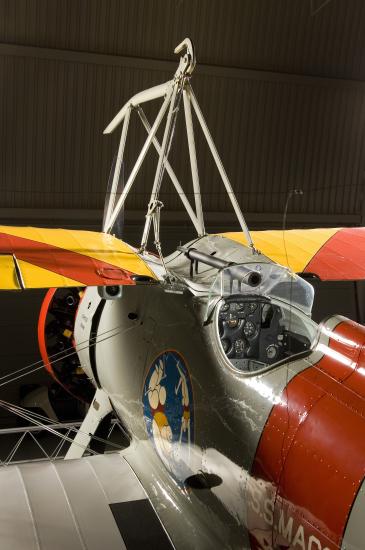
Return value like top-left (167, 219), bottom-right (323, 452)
top-left (221, 302), bottom-right (230, 312)
top-left (221, 339), bottom-right (230, 353)
top-left (243, 320), bottom-right (256, 337)
top-left (247, 302), bottom-right (257, 313)
top-left (227, 313), bottom-right (239, 328)
top-left (235, 302), bottom-right (246, 311)
top-left (235, 339), bottom-right (245, 355)
top-left (266, 344), bottom-right (278, 360)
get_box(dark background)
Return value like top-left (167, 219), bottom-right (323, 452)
top-left (0, 0), bottom-right (364, 427)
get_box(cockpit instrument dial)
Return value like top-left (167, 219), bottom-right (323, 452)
top-left (243, 320), bottom-right (256, 337)
top-left (247, 303), bottom-right (257, 313)
top-left (218, 295), bottom-right (313, 373)
top-left (235, 339), bottom-right (245, 355)
top-left (266, 344), bottom-right (278, 361)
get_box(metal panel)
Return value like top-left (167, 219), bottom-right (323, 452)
top-left (54, 458), bottom-right (127, 550)
top-left (0, 453), bottom-right (150, 550)
top-left (0, 466), bottom-right (40, 550)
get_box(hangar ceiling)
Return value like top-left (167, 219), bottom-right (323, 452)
top-left (0, 0), bottom-right (364, 246)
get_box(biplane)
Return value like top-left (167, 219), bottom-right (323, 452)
top-left (0, 39), bottom-right (365, 550)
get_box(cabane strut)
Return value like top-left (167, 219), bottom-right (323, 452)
top-left (102, 38), bottom-right (254, 256)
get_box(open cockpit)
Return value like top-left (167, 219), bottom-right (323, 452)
top-left (209, 259), bottom-right (317, 373)
top-left (216, 294), bottom-right (317, 373)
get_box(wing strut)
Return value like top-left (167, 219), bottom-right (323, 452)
top-left (65, 388), bottom-right (112, 460)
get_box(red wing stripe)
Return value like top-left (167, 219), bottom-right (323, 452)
top-left (300, 228), bottom-right (341, 274)
top-left (0, 232), bottom-right (135, 286)
top-left (304, 227), bottom-right (365, 280)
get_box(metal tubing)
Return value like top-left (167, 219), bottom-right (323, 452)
top-left (12, 254), bottom-right (25, 289)
top-left (137, 107), bottom-right (201, 234)
top-left (181, 247), bottom-right (230, 269)
top-left (103, 105), bottom-right (131, 232)
top-left (183, 88), bottom-right (205, 235)
top-left (103, 81), bottom-right (170, 134)
top-left (188, 84), bottom-right (254, 249)
top-left (105, 84), bottom-right (174, 233)
top-left (180, 247), bottom-right (262, 287)
top-left (0, 419), bottom-right (121, 435)
top-left (140, 82), bottom-right (179, 250)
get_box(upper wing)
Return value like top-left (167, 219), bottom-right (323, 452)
top-left (0, 226), bottom-right (156, 289)
top-left (0, 453), bottom-right (173, 550)
top-left (222, 227), bottom-right (365, 281)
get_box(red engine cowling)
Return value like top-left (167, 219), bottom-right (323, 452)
top-left (38, 287), bottom-right (94, 403)
top-left (249, 317), bottom-right (365, 549)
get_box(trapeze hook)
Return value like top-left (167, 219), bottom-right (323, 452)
top-left (174, 38), bottom-right (196, 77)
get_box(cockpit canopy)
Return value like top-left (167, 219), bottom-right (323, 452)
top-left (211, 262), bottom-right (317, 374)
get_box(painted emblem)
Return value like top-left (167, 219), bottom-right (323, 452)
top-left (143, 351), bottom-right (194, 479)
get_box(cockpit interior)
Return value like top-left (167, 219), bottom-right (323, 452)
top-left (217, 294), bottom-right (317, 373)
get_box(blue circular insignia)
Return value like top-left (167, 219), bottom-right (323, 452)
top-left (143, 351), bottom-right (194, 478)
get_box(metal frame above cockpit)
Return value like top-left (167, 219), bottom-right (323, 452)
top-left (102, 38), bottom-right (255, 261)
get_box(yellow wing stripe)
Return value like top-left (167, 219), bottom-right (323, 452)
top-left (0, 226), bottom-right (156, 290)
top-left (221, 228), bottom-right (340, 273)
top-left (0, 256), bottom-right (20, 290)
top-left (17, 260), bottom-right (84, 290)
top-left (0, 226), bottom-right (140, 265)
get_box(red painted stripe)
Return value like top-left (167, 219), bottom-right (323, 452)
top-left (304, 227), bottom-right (365, 280)
top-left (250, 320), bottom-right (365, 548)
top-left (0, 232), bottom-right (136, 286)
top-left (37, 288), bottom-right (91, 403)
top-left (316, 319), bottom-right (365, 393)
top-left (37, 288), bottom-right (57, 376)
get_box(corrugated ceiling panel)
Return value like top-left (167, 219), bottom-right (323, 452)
top-left (0, 52), bottom-right (363, 221)
top-left (1, 0), bottom-right (365, 80)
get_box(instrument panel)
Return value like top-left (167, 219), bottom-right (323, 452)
top-left (217, 295), bottom-right (311, 372)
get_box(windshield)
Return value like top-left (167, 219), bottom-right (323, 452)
top-left (209, 261), bottom-right (315, 316)
top-left (210, 262), bottom-right (317, 374)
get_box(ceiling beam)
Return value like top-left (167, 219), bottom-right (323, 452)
top-left (0, 208), bottom-right (360, 229)
top-left (0, 43), bottom-right (364, 92)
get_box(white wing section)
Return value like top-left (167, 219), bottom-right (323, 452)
top-left (0, 453), bottom-right (154, 550)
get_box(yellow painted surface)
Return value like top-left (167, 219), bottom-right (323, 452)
top-left (0, 226), bottom-right (156, 289)
top-left (4, 259), bottom-right (84, 290)
top-left (221, 228), bottom-right (340, 272)
top-left (0, 255), bottom-right (21, 290)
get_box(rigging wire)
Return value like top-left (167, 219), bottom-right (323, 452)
top-left (0, 316), bottom-right (137, 454)
top-left (273, 188), bottom-right (304, 547)
top-left (0, 321), bottom-right (124, 388)
top-left (0, 399), bottom-right (126, 453)
top-left (0, 319), bottom-right (133, 388)
top-left (0, 399), bottom-right (98, 456)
